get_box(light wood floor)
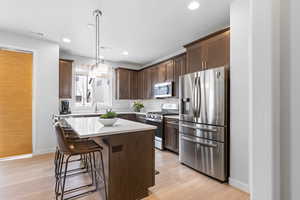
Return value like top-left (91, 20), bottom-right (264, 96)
top-left (0, 150), bottom-right (249, 200)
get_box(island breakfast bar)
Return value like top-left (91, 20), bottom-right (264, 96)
top-left (64, 117), bottom-right (157, 200)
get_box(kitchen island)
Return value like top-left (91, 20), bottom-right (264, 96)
top-left (64, 117), bottom-right (157, 200)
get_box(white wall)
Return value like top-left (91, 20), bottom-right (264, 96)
top-left (0, 31), bottom-right (59, 155)
top-left (229, 0), bottom-right (250, 192)
top-left (280, 0), bottom-right (300, 199)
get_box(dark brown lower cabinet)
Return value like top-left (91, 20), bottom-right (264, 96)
top-left (93, 130), bottom-right (155, 200)
top-left (164, 118), bottom-right (179, 153)
top-left (118, 114), bottom-right (137, 122)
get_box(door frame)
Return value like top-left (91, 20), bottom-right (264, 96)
top-left (0, 45), bottom-right (36, 157)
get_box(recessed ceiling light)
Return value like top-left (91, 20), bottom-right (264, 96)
top-left (62, 37), bottom-right (71, 43)
top-left (122, 51), bottom-right (129, 56)
top-left (188, 1), bottom-right (200, 10)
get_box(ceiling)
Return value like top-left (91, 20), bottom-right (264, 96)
top-left (0, 0), bottom-right (232, 66)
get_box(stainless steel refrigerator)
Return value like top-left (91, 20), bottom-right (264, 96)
top-left (179, 66), bottom-right (229, 182)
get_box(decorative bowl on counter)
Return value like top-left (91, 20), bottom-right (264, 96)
top-left (98, 109), bottom-right (118, 126)
top-left (98, 118), bottom-right (118, 126)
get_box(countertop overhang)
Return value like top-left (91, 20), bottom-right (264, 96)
top-left (65, 117), bottom-right (157, 138)
top-left (56, 111), bottom-right (147, 118)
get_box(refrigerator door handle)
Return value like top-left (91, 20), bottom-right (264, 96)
top-left (192, 76), bottom-right (199, 117)
top-left (197, 74), bottom-right (202, 117)
top-left (180, 124), bottom-right (218, 132)
top-left (181, 136), bottom-right (218, 148)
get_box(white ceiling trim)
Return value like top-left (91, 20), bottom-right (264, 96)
top-left (142, 48), bottom-right (186, 69)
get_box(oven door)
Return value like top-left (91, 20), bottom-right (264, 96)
top-left (146, 119), bottom-right (163, 150)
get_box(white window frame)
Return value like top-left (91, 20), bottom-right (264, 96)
top-left (73, 63), bottom-right (113, 111)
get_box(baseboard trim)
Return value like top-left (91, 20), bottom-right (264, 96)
top-left (229, 177), bottom-right (249, 193)
top-left (33, 148), bottom-right (56, 155)
top-left (0, 154), bottom-right (32, 161)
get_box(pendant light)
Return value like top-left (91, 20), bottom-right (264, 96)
top-left (93, 9), bottom-right (102, 68)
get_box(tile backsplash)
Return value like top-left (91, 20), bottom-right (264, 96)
top-left (66, 98), bottom-right (179, 114)
top-left (138, 98), bottom-right (179, 112)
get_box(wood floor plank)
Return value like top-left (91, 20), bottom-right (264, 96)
top-left (0, 150), bottom-right (249, 200)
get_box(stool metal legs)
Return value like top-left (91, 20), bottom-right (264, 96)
top-left (96, 150), bottom-right (108, 200)
top-left (54, 150), bottom-right (107, 200)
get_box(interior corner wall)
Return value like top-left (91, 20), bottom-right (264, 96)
top-left (0, 31), bottom-right (59, 155)
top-left (249, 0), bottom-right (281, 199)
top-left (280, 0), bottom-right (300, 199)
top-left (229, 0), bottom-right (250, 192)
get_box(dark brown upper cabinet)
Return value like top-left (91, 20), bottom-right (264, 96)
top-left (186, 42), bottom-right (206, 73)
top-left (165, 60), bottom-right (174, 82)
top-left (59, 59), bottom-right (73, 99)
top-left (174, 54), bottom-right (187, 97)
top-left (185, 28), bottom-right (230, 73)
top-left (130, 70), bottom-right (138, 99)
top-left (157, 63), bottom-right (166, 83)
top-left (137, 70), bottom-right (144, 99)
top-left (115, 28), bottom-right (229, 100)
top-left (115, 68), bottom-right (138, 100)
top-left (116, 68), bottom-right (130, 99)
top-left (203, 31), bottom-right (230, 70)
top-left (151, 66), bottom-right (159, 98)
top-left (143, 68), bottom-right (152, 99)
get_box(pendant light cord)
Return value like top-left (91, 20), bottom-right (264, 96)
top-left (93, 9), bottom-right (102, 67)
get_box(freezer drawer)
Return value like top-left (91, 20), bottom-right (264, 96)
top-left (179, 121), bottom-right (226, 142)
top-left (179, 134), bottom-right (227, 182)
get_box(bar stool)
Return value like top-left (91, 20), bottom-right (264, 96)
top-left (52, 117), bottom-right (89, 178)
top-left (54, 123), bottom-right (107, 200)
top-left (52, 117), bottom-right (91, 189)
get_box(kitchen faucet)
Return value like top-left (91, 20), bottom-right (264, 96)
top-left (94, 102), bottom-right (100, 113)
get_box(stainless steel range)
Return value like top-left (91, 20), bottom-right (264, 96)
top-left (146, 104), bottom-right (178, 150)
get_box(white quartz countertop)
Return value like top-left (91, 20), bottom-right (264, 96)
top-left (56, 111), bottom-right (146, 118)
top-left (65, 117), bottom-right (157, 138)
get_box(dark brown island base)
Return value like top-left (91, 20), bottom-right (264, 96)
top-left (65, 117), bottom-right (156, 200)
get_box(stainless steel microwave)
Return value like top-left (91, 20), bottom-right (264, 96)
top-left (154, 82), bottom-right (173, 98)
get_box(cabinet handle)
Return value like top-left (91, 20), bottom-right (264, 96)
top-left (166, 122), bottom-right (179, 126)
